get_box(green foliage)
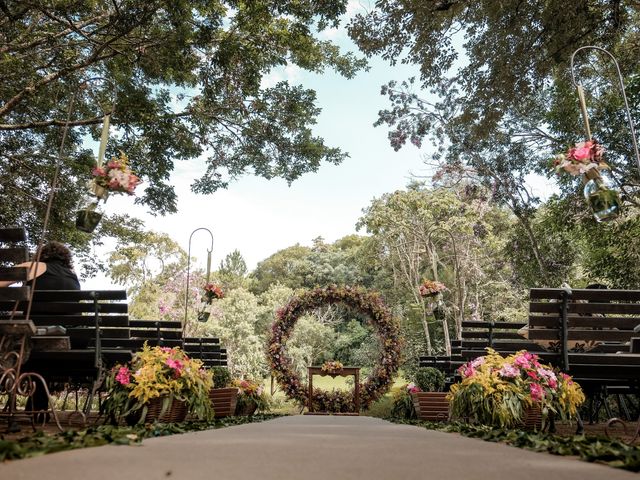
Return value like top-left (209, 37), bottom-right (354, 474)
top-left (1, 0), bottom-right (364, 255)
top-left (250, 236), bottom-right (375, 294)
top-left (413, 367), bottom-right (445, 393)
top-left (0, 415), bottom-right (280, 462)
top-left (389, 419), bottom-right (640, 473)
top-left (211, 367), bottom-right (232, 389)
top-left (390, 387), bottom-right (417, 420)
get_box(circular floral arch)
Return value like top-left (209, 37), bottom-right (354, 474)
top-left (267, 285), bottom-right (402, 409)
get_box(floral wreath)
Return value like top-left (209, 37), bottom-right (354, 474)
top-left (267, 285), bottom-right (402, 409)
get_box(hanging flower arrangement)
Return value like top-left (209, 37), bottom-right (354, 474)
top-left (553, 139), bottom-right (608, 177)
top-left (91, 151), bottom-right (142, 196)
top-left (76, 151), bottom-right (142, 233)
top-left (552, 140), bottom-right (621, 222)
top-left (418, 280), bottom-right (447, 298)
top-left (202, 283), bottom-right (224, 303)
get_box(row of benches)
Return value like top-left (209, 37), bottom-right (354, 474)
top-left (0, 290), bottom-right (228, 386)
top-left (0, 228), bottom-right (228, 400)
top-left (421, 288), bottom-right (640, 396)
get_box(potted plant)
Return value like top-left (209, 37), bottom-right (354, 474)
top-left (234, 379), bottom-right (270, 416)
top-left (102, 344), bottom-right (214, 424)
top-left (209, 366), bottom-right (238, 418)
top-left (391, 383), bottom-right (421, 419)
top-left (410, 367), bottom-right (449, 421)
top-left (448, 349), bottom-right (585, 430)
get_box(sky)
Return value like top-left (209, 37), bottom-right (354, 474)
top-left (83, 2), bottom-right (556, 289)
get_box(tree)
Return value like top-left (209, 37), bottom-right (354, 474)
top-left (349, 1), bottom-right (634, 156)
top-left (1, 1), bottom-right (364, 251)
top-left (250, 235), bottom-right (375, 294)
top-left (357, 183), bottom-right (523, 355)
top-left (349, 2), bottom-right (640, 288)
top-left (191, 287), bottom-right (268, 380)
top-left (218, 249), bottom-right (250, 290)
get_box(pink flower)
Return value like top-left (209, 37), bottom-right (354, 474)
top-left (536, 368), bottom-right (557, 389)
top-left (92, 166), bottom-right (106, 176)
top-left (530, 383), bottom-right (544, 401)
top-left (471, 356), bottom-right (485, 368)
top-left (160, 347), bottom-right (173, 353)
top-left (571, 146), bottom-right (592, 162)
top-left (513, 355), bottom-right (530, 369)
top-left (498, 364), bottom-right (519, 378)
top-left (115, 366), bottom-right (131, 385)
top-left (559, 373), bottom-right (573, 385)
top-left (166, 358), bottom-right (184, 373)
top-left (407, 382), bottom-right (421, 394)
top-left (458, 364), bottom-right (475, 378)
top-left (527, 370), bottom-right (539, 381)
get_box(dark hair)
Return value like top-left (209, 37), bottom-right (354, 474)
top-left (36, 241), bottom-right (74, 269)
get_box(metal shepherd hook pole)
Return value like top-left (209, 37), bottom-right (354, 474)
top-left (570, 46), bottom-right (640, 174)
top-left (184, 228), bottom-right (214, 334)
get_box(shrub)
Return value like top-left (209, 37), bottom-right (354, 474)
top-left (413, 367), bottom-right (445, 392)
top-left (211, 366), bottom-right (232, 388)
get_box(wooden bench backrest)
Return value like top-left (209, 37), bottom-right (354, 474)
top-left (0, 290), bottom-right (129, 349)
top-left (183, 336), bottom-right (228, 367)
top-left (460, 320), bottom-right (545, 357)
top-left (0, 227), bottom-right (30, 301)
top-left (106, 319), bottom-right (183, 349)
top-left (528, 288), bottom-right (640, 344)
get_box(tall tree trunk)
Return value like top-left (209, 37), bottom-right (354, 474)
top-left (421, 302), bottom-right (433, 355)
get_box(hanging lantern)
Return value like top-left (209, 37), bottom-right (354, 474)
top-left (582, 170), bottom-right (622, 222)
top-left (568, 46), bottom-right (640, 222)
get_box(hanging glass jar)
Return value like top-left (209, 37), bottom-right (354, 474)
top-left (583, 170), bottom-right (621, 222)
top-left (75, 187), bottom-right (107, 233)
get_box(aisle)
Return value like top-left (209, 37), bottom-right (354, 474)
top-left (1, 416), bottom-right (636, 480)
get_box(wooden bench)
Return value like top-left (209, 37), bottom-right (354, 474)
top-left (528, 288), bottom-right (640, 392)
top-left (182, 337), bottom-right (228, 368)
top-left (0, 227), bottom-right (30, 302)
top-left (1, 290), bottom-right (133, 389)
top-left (99, 319), bottom-right (183, 350)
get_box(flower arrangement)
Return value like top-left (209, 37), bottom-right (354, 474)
top-left (202, 283), bottom-right (224, 303)
top-left (553, 139), bottom-right (608, 177)
top-left (448, 349), bottom-right (585, 429)
top-left (92, 151), bottom-right (142, 195)
top-left (234, 379), bottom-right (270, 415)
top-left (321, 360), bottom-right (344, 375)
top-left (102, 344), bottom-right (214, 424)
top-left (267, 285), bottom-right (402, 410)
top-left (418, 280), bottom-right (447, 298)
top-left (391, 383), bottom-right (421, 419)
top-left (311, 389), bottom-right (355, 413)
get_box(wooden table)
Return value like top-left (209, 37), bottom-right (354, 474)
top-left (307, 366), bottom-right (360, 415)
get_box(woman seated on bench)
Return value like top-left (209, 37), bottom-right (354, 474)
top-left (0, 241), bottom-right (80, 290)
top-left (0, 241), bottom-right (80, 419)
